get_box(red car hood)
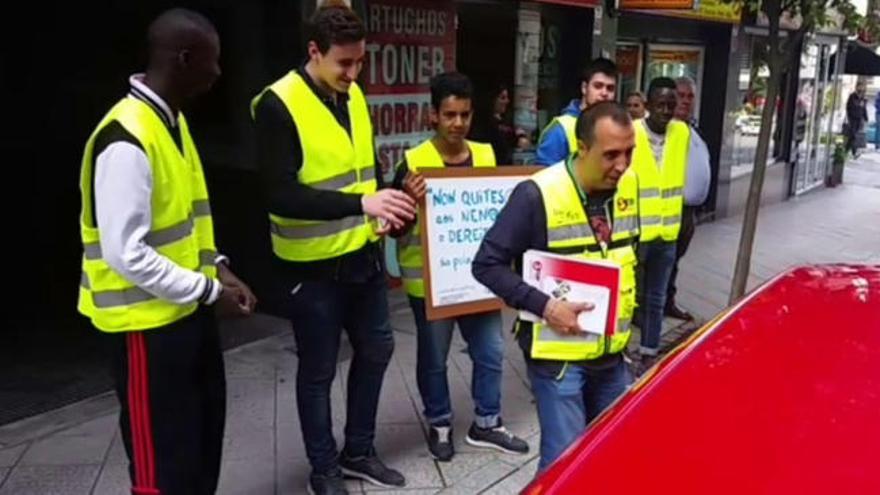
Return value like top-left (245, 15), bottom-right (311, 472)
top-left (524, 265), bottom-right (880, 495)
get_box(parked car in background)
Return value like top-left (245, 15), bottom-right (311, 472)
top-left (522, 264), bottom-right (880, 495)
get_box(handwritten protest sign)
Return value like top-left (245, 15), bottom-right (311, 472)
top-left (420, 167), bottom-right (541, 320)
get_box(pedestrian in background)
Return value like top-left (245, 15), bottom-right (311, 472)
top-left (845, 81), bottom-right (868, 158)
top-left (626, 91), bottom-right (647, 120)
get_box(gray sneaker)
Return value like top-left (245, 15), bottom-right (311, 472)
top-left (465, 421), bottom-right (529, 455)
top-left (428, 424), bottom-right (455, 462)
top-left (307, 469), bottom-right (348, 495)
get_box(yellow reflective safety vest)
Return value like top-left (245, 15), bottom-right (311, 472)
top-left (78, 97), bottom-right (218, 333)
top-left (632, 119), bottom-right (689, 242)
top-left (252, 71), bottom-right (378, 262)
top-left (526, 163), bottom-right (639, 361)
top-left (538, 114), bottom-right (578, 156)
top-left (397, 140), bottom-right (496, 298)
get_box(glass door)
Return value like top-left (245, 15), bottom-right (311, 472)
top-left (645, 44), bottom-right (705, 120)
top-left (794, 37), bottom-right (839, 195)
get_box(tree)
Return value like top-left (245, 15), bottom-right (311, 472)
top-left (728, 0), bottom-right (867, 303)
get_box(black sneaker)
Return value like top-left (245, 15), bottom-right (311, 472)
top-left (339, 450), bottom-right (406, 488)
top-left (307, 469), bottom-right (348, 495)
top-left (428, 424), bottom-right (455, 462)
top-left (465, 421), bottom-right (529, 454)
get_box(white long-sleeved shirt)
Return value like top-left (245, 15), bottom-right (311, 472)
top-left (93, 74), bottom-right (222, 305)
top-left (684, 128), bottom-right (711, 206)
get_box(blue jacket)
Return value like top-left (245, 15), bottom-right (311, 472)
top-left (535, 99), bottom-right (581, 166)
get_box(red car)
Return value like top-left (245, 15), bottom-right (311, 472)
top-left (523, 265), bottom-right (880, 495)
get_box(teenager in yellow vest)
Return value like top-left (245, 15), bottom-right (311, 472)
top-left (251, 4), bottom-right (415, 493)
top-left (390, 72), bottom-right (529, 462)
top-left (631, 77), bottom-right (691, 371)
top-left (78, 10), bottom-right (255, 494)
top-left (473, 102), bottom-right (638, 471)
top-left (535, 58), bottom-right (618, 165)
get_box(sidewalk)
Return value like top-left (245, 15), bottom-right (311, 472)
top-left (1, 156), bottom-right (878, 494)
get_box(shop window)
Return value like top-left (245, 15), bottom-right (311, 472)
top-left (732, 36), bottom-right (785, 177)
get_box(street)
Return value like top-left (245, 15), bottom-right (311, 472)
top-left (0, 154), bottom-right (878, 494)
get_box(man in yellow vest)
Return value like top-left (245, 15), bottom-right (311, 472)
top-left (390, 72), bottom-right (529, 462)
top-left (251, 3), bottom-right (415, 493)
top-left (473, 102), bottom-right (639, 471)
top-left (77, 9), bottom-right (256, 494)
top-left (535, 58), bottom-right (618, 165)
top-left (631, 77), bottom-right (691, 370)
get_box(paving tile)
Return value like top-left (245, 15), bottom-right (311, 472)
top-left (0, 465), bottom-right (100, 495)
top-left (18, 433), bottom-right (111, 466)
top-left (0, 444), bottom-right (26, 468)
top-left (435, 459), bottom-right (517, 495)
top-left (479, 457), bottom-right (539, 494)
top-left (217, 456), bottom-right (275, 495)
top-left (91, 462), bottom-right (129, 495)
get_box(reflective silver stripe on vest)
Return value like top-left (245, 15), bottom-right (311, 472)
top-left (639, 187), bottom-right (661, 199)
top-left (84, 215), bottom-right (196, 261)
top-left (200, 249), bottom-right (218, 267)
top-left (662, 215), bottom-right (681, 226)
top-left (144, 216), bottom-right (195, 248)
top-left (662, 187), bottom-right (683, 198)
top-left (193, 200), bottom-right (212, 217)
top-left (401, 267), bottom-right (423, 279)
top-left (83, 243), bottom-right (103, 261)
top-left (309, 167), bottom-right (377, 191)
top-left (618, 318), bottom-right (631, 332)
top-left (360, 166), bottom-right (377, 182)
top-left (311, 170), bottom-right (359, 190)
top-left (92, 286), bottom-right (157, 308)
top-left (548, 223), bottom-right (592, 243)
top-left (536, 326), bottom-right (602, 343)
top-left (640, 215), bottom-right (662, 227)
top-left (615, 216), bottom-right (639, 234)
top-left (271, 215), bottom-right (365, 240)
top-left (398, 230), bottom-right (420, 248)
top-left (80, 272), bottom-right (158, 307)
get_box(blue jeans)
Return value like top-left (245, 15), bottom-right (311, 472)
top-left (527, 358), bottom-right (631, 471)
top-left (288, 274), bottom-right (395, 474)
top-left (409, 297), bottom-right (504, 428)
top-left (637, 241), bottom-right (677, 355)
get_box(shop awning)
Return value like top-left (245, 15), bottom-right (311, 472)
top-left (833, 41), bottom-right (880, 76)
top-left (534, 0), bottom-right (602, 7)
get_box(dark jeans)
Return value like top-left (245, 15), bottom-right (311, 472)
top-left (667, 206), bottom-right (696, 306)
top-left (408, 297), bottom-right (504, 428)
top-left (636, 241), bottom-right (677, 354)
top-left (288, 272), bottom-right (395, 474)
top-left (111, 308), bottom-right (226, 495)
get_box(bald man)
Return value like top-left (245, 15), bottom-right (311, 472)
top-left (77, 9), bottom-right (255, 494)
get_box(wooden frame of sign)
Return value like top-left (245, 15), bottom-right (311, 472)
top-left (419, 166), bottom-right (543, 320)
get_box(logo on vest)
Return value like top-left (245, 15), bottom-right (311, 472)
top-left (617, 197), bottom-right (634, 212)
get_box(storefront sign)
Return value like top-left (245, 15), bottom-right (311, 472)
top-left (673, 0), bottom-right (741, 23)
top-left (364, 0), bottom-right (457, 178)
top-left (620, 0), bottom-right (694, 10)
top-left (534, 0), bottom-right (602, 7)
top-left (622, 0), bottom-right (741, 23)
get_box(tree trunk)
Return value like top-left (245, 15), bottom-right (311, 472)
top-left (729, 53), bottom-right (784, 303)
